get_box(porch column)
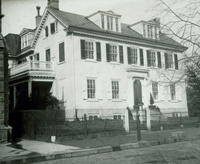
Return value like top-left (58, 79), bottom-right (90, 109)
top-left (28, 80), bottom-right (32, 97)
top-left (13, 85), bottom-right (16, 109)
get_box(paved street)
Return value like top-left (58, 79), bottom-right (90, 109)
top-left (35, 140), bottom-right (200, 164)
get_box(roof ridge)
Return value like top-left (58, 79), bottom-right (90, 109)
top-left (48, 7), bottom-right (87, 18)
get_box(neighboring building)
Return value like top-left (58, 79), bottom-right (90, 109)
top-left (6, 0), bottom-right (188, 120)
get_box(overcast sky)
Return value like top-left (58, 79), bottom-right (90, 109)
top-left (2, 0), bottom-right (159, 35)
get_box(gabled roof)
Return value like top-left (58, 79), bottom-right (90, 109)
top-left (20, 28), bottom-right (35, 36)
top-left (33, 7), bottom-right (187, 51)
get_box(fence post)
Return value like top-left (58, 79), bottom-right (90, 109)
top-left (146, 107), bottom-right (151, 130)
top-left (84, 114), bottom-right (88, 136)
top-left (124, 108), bottom-right (130, 133)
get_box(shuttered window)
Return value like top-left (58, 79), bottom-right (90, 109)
top-left (147, 50), bottom-right (156, 67)
top-left (106, 44), bottom-right (118, 62)
top-left (96, 42), bottom-right (101, 61)
top-left (119, 45), bottom-right (124, 64)
top-left (139, 49), bottom-right (144, 66)
top-left (157, 52), bottom-right (161, 68)
top-left (174, 54), bottom-right (178, 70)
top-left (45, 49), bottom-right (51, 61)
top-left (50, 23), bottom-right (55, 34)
top-left (127, 47), bottom-right (137, 64)
top-left (165, 53), bottom-right (173, 69)
top-left (59, 42), bottom-right (65, 62)
top-left (80, 40), bottom-right (94, 60)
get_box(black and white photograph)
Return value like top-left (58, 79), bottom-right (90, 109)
top-left (1, 0), bottom-right (200, 163)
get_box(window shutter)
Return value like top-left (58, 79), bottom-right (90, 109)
top-left (80, 40), bottom-right (86, 59)
top-left (174, 54), bottom-right (178, 70)
top-left (106, 44), bottom-right (111, 62)
top-left (59, 42), bottom-right (65, 62)
top-left (165, 53), bottom-right (168, 69)
top-left (157, 52), bottom-right (162, 68)
top-left (119, 45), bottom-right (124, 64)
top-left (96, 42), bottom-right (101, 61)
top-left (139, 49), bottom-right (144, 66)
top-left (146, 50), bottom-right (151, 67)
top-left (46, 49), bottom-right (51, 61)
top-left (45, 26), bottom-right (48, 37)
top-left (127, 47), bottom-right (132, 64)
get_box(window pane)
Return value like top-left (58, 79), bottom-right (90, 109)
top-left (87, 79), bottom-right (95, 99)
top-left (152, 82), bottom-right (158, 100)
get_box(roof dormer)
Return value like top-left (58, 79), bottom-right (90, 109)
top-left (20, 28), bottom-right (35, 50)
top-left (87, 10), bottom-right (122, 33)
top-left (129, 18), bottom-right (160, 40)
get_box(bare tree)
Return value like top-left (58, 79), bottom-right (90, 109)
top-left (155, 0), bottom-right (200, 116)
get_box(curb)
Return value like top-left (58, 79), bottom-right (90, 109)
top-left (0, 131), bottom-right (186, 164)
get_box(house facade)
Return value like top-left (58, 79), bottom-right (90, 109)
top-left (7, 0), bottom-right (188, 120)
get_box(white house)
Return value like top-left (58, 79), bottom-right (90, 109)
top-left (7, 0), bottom-right (188, 120)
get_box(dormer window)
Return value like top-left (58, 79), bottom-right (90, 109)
top-left (143, 23), bottom-right (159, 40)
top-left (21, 32), bottom-right (34, 50)
top-left (88, 10), bottom-right (121, 32)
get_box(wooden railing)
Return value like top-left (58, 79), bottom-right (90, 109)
top-left (9, 61), bottom-right (53, 76)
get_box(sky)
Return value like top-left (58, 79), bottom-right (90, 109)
top-left (2, 0), bottom-right (157, 36)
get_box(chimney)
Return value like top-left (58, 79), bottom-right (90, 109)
top-left (48, 0), bottom-right (59, 10)
top-left (35, 6), bottom-right (42, 27)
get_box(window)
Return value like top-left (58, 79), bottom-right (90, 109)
top-left (45, 26), bottom-right (48, 37)
top-left (139, 49), bottom-right (144, 66)
top-left (170, 83), bottom-right (176, 100)
top-left (127, 47), bottom-right (137, 65)
top-left (45, 49), bottom-right (51, 61)
top-left (113, 115), bottom-right (121, 120)
top-left (165, 53), bottom-right (173, 69)
top-left (147, 50), bottom-right (156, 67)
top-left (110, 45), bottom-right (117, 62)
top-left (143, 24), bottom-right (146, 37)
top-left (85, 41), bottom-right (94, 59)
top-left (152, 82), bottom-right (158, 100)
top-left (116, 18), bottom-right (119, 32)
top-left (112, 81), bottom-right (119, 99)
top-left (106, 44), bottom-right (118, 62)
top-left (87, 79), bottom-right (95, 99)
top-left (50, 22), bottom-right (57, 34)
top-left (50, 23), bottom-right (55, 34)
top-left (34, 53), bottom-right (39, 61)
top-left (147, 25), bottom-right (153, 39)
top-left (80, 40), bottom-right (94, 59)
top-left (101, 14), bottom-right (104, 29)
top-left (107, 16), bottom-right (113, 31)
top-left (89, 115), bottom-right (98, 120)
top-left (59, 42), bottom-right (65, 62)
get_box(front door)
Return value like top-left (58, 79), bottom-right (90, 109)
top-left (133, 79), bottom-right (142, 106)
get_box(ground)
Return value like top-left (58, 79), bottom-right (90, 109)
top-left (34, 140), bottom-right (200, 164)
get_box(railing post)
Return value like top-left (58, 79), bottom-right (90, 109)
top-left (146, 107), bottom-right (151, 130)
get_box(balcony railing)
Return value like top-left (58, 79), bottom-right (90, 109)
top-left (9, 61), bottom-right (53, 77)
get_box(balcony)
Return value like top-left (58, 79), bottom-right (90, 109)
top-left (9, 61), bottom-right (55, 82)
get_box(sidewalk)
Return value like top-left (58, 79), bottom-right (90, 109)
top-left (0, 127), bottom-right (200, 163)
